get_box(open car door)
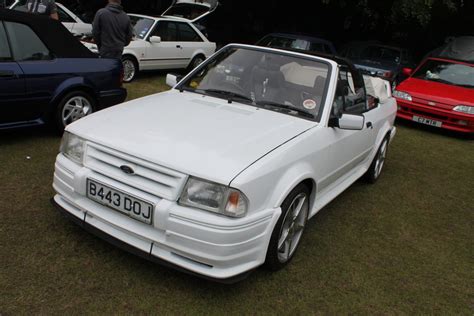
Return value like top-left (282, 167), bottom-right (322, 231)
top-left (161, 0), bottom-right (218, 23)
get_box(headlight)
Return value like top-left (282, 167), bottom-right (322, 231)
top-left (60, 132), bottom-right (85, 165)
top-left (179, 177), bottom-right (248, 218)
top-left (393, 90), bottom-right (412, 101)
top-left (453, 105), bottom-right (474, 115)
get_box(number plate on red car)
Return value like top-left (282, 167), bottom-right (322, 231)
top-left (412, 115), bottom-right (442, 128)
top-left (86, 179), bottom-right (153, 225)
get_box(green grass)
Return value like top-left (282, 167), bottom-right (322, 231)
top-left (1, 74), bottom-right (473, 314)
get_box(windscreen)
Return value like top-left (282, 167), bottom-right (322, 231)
top-left (413, 59), bottom-right (474, 88)
top-left (361, 45), bottom-right (401, 63)
top-left (129, 15), bottom-right (154, 39)
top-left (179, 47), bottom-right (331, 121)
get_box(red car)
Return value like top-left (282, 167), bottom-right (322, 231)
top-left (393, 57), bottom-right (474, 134)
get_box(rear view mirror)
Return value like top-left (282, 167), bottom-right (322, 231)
top-left (329, 114), bottom-right (365, 130)
top-left (166, 73), bottom-right (183, 87)
top-left (150, 36), bottom-right (161, 44)
top-left (402, 68), bottom-right (413, 76)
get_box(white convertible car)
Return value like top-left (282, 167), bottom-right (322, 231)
top-left (52, 45), bottom-right (397, 282)
top-left (82, 0), bottom-right (218, 82)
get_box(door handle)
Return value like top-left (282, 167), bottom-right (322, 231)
top-left (0, 70), bottom-right (16, 78)
top-left (176, 45), bottom-right (182, 49)
top-left (366, 122), bottom-right (374, 129)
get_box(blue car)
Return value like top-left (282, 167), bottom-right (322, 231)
top-left (0, 9), bottom-right (126, 132)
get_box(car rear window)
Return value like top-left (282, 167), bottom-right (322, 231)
top-left (259, 36), bottom-right (310, 51)
top-left (4, 22), bottom-right (52, 61)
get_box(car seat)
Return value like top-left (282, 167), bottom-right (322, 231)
top-left (251, 57), bottom-right (285, 102)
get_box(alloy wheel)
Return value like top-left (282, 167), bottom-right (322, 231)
top-left (374, 140), bottom-right (388, 179)
top-left (123, 59), bottom-right (136, 82)
top-left (61, 96), bottom-right (92, 126)
top-left (277, 192), bottom-right (309, 263)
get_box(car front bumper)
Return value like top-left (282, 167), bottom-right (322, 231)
top-left (98, 88), bottom-right (127, 110)
top-left (396, 99), bottom-right (474, 133)
top-left (52, 154), bottom-right (280, 282)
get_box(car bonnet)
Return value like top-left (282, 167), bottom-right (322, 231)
top-left (67, 90), bottom-right (317, 185)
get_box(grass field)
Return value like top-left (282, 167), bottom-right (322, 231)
top-left (1, 74), bottom-right (473, 314)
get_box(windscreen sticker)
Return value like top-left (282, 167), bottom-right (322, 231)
top-left (303, 99), bottom-right (317, 110)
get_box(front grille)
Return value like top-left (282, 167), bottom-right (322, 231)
top-left (84, 143), bottom-right (187, 200)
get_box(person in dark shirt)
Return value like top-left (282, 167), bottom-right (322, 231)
top-left (92, 0), bottom-right (133, 59)
top-left (25, 0), bottom-right (58, 20)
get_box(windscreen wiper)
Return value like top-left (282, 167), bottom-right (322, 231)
top-left (199, 89), bottom-right (253, 104)
top-left (255, 101), bottom-right (315, 119)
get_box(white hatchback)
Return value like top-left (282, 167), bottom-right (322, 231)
top-left (52, 44), bottom-right (397, 282)
top-left (10, 1), bottom-right (92, 36)
top-left (82, 1), bottom-right (218, 82)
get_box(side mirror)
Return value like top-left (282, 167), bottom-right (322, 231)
top-left (166, 73), bottom-right (183, 87)
top-left (329, 113), bottom-right (365, 130)
top-left (402, 67), bottom-right (413, 76)
top-left (149, 36), bottom-right (161, 44)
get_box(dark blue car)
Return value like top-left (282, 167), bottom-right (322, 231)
top-left (0, 9), bottom-right (126, 132)
top-left (256, 33), bottom-right (337, 55)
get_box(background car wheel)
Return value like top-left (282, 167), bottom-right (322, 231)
top-left (188, 55), bottom-right (205, 72)
top-left (55, 91), bottom-right (95, 133)
top-left (265, 183), bottom-right (310, 271)
top-left (365, 136), bottom-right (389, 183)
top-left (122, 57), bottom-right (138, 83)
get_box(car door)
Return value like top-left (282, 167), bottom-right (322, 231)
top-left (176, 22), bottom-right (204, 65)
top-left (324, 65), bottom-right (377, 184)
top-left (0, 21), bottom-right (26, 125)
top-left (4, 21), bottom-right (57, 122)
top-left (144, 20), bottom-right (186, 69)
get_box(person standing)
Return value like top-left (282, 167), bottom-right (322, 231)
top-left (25, 0), bottom-right (58, 20)
top-left (92, 0), bottom-right (133, 60)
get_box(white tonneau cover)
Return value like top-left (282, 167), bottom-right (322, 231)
top-left (363, 76), bottom-right (391, 103)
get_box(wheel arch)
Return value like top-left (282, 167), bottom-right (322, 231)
top-left (122, 53), bottom-right (140, 71)
top-left (187, 51), bottom-right (207, 68)
top-left (269, 164), bottom-right (318, 212)
top-left (372, 121), bottom-right (394, 158)
top-left (48, 78), bottom-right (98, 120)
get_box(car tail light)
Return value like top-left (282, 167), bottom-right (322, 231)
top-left (382, 71), bottom-right (393, 78)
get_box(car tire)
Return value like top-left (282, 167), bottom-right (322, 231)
top-left (265, 183), bottom-right (310, 271)
top-left (55, 91), bottom-right (95, 133)
top-left (122, 56), bottom-right (138, 83)
top-left (365, 136), bottom-right (389, 183)
top-left (187, 55), bottom-right (205, 72)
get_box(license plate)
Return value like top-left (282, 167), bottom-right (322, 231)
top-left (412, 115), bottom-right (442, 128)
top-left (86, 179), bottom-right (153, 225)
